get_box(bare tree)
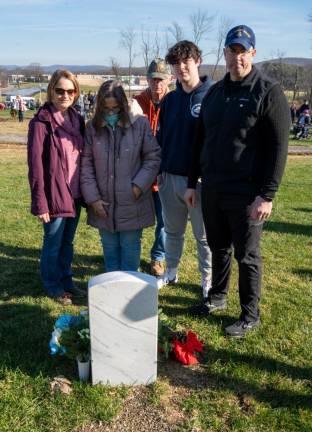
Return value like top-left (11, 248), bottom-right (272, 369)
top-left (272, 50), bottom-right (288, 89)
top-left (210, 16), bottom-right (232, 80)
top-left (164, 30), bottom-right (171, 52)
top-left (153, 30), bottom-right (162, 58)
top-left (168, 21), bottom-right (184, 43)
top-left (303, 65), bottom-right (312, 107)
top-left (23, 62), bottom-right (43, 82)
top-left (189, 9), bottom-right (214, 45)
top-left (0, 68), bottom-right (8, 88)
top-left (120, 27), bottom-right (136, 96)
top-left (110, 57), bottom-right (121, 79)
top-left (141, 28), bottom-right (152, 72)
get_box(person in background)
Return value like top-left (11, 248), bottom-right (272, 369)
top-left (156, 40), bottom-right (213, 298)
top-left (298, 99), bottom-right (310, 115)
top-left (80, 80), bottom-right (161, 272)
top-left (134, 58), bottom-right (172, 277)
top-left (185, 25), bottom-right (290, 337)
top-left (16, 95), bottom-right (26, 122)
top-left (290, 101), bottom-right (297, 124)
top-left (27, 69), bottom-right (85, 306)
top-left (295, 109), bottom-right (311, 139)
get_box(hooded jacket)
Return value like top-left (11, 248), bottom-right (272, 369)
top-left (157, 76), bottom-right (213, 176)
top-left (80, 99), bottom-right (161, 232)
top-left (27, 102), bottom-right (85, 217)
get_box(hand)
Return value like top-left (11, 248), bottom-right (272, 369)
top-left (184, 188), bottom-right (196, 208)
top-left (250, 196), bottom-right (273, 221)
top-left (90, 200), bottom-right (109, 218)
top-left (38, 213), bottom-right (50, 223)
top-left (132, 184), bottom-right (142, 200)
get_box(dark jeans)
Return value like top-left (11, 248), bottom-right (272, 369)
top-left (40, 202), bottom-right (81, 297)
top-left (150, 191), bottom-right (165, 262)
top-left (18, 110), bottom-right (24, 122)
top-left (201, 186), bottom-right (264, 322)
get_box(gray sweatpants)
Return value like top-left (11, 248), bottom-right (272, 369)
top-left (158, 172), bottom-right (212, 282)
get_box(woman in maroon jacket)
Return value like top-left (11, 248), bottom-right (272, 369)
top-left (28, 69), bottom-right (85, 305)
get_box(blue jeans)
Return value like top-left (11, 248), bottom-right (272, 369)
top-left (40, 205), bottom-right (81, 297)
top-left (150, 191), bottom-right (165, 262)
top-left (99, 228), bottom-right (143, 272)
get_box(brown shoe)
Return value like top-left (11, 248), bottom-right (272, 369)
top-left (66, 286), bottom-right (87, 298)
top-left (55, 293), bottom-right (72, 306)
top-left (150, 260), bottom-right (165, 277)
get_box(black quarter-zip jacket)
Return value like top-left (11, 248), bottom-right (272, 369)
top-left (188, 66), bottom-right (290, 200)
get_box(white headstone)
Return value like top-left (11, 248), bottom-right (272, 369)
top-left (88, 271), bottom-right (158, 385)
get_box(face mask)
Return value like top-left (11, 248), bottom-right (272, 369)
top-left (104, 113), bottom-right (119, 128)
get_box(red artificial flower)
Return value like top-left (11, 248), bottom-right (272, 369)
top-left (185, 331), bottom-right (203, 353)
top-left (172, 339), bottom-right (199, 365)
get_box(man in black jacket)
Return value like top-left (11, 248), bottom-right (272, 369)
top-left (185, 25), bottom-right (290, 338)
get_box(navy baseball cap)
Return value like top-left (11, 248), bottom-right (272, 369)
top-left (225, 25), bottom-right (256, 50)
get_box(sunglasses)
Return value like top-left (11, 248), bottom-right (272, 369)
top-left (227, 46), bottom-right (253, 56)
top-left (54, 88), bottom-right (76, 96)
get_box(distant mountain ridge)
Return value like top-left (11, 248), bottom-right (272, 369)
top-left (256, 57), bottom-right (312, 67)
top-left (1, 58), bottom-right (311, 74)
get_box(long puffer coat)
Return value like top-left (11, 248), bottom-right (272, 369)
top-left (80, 99), bottom-right (161, 232)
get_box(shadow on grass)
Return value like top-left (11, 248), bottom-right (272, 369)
top-left (159, 346), bottom-right (312, 410)
top-left (293, 207), bottom-right (312, 213)
top-left (0, 303), bottom-right (77, 380)
top-left (0, 241), bottom-right (103, 299)
top-left (293, 268), bottom-right (312, 280)
top-left (264, 221), bottom-right (312, 236)
top-left (158, 282), bottom-right (312, 410)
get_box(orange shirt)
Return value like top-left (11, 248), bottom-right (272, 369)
top-left (134, 88), bottom-right (168, 191)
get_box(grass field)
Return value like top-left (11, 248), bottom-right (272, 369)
top-left (0, 145), bottom-right (311, 431)
top-left (0, 110), bottom-right (312, 152)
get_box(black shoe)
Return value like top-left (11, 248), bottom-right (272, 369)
top-left (225, 319), bottom-right (260, 338)
top-left (66, 286), bottom-right (87, 298)
top-left (188, 297), bottom-right (227, 317)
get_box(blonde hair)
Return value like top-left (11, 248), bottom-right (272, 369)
top-left (47, 69), bottom-right (80, 104)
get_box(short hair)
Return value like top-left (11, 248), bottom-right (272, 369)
top-left (47, 69), bottom-right (80, 104)
top-left (165, 40), bottom-right (202, 65)
top-left (92, 80), bottom-right (130, 134)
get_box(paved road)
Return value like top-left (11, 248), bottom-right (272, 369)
top-left (0, 134), bottom-right (27, 144)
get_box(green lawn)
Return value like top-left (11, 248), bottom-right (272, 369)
top-left (0, 148), bottom-right (311, 431)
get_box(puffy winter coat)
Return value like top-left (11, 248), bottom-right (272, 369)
top-left (80, 100), bottom-right (161, 232)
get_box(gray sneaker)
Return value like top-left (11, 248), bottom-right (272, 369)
top-left (188, 297), bottom-right (227, 317)
top-left (225, 319), bottom-right (260, 338)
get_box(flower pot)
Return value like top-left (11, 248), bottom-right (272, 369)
top-left (77, 357), bottom-right (90, 382)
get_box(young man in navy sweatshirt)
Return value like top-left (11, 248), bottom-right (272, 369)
top-left (156, 40), bottom-right (213, 297)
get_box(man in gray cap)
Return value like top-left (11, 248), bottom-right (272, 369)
top-left (134, 58), bottom-right (171, 276)
top-left (185, 25), bottom-right (290, 337)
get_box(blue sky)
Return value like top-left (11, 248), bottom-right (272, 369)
top-left (0, 0), bottom-right (311, 66)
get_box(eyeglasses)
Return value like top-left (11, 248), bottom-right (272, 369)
top-left (54, 88), bottom-right (76, 96)
top-left (226, 46), bottom-right (253, 56)
top-left (103, 106), bottom-right (120, 114)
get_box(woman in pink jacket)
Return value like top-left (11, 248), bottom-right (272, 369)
top-left (80, 80), bottom-right (161, 272)
top-left (28, 70), bottom-right (85, 305)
